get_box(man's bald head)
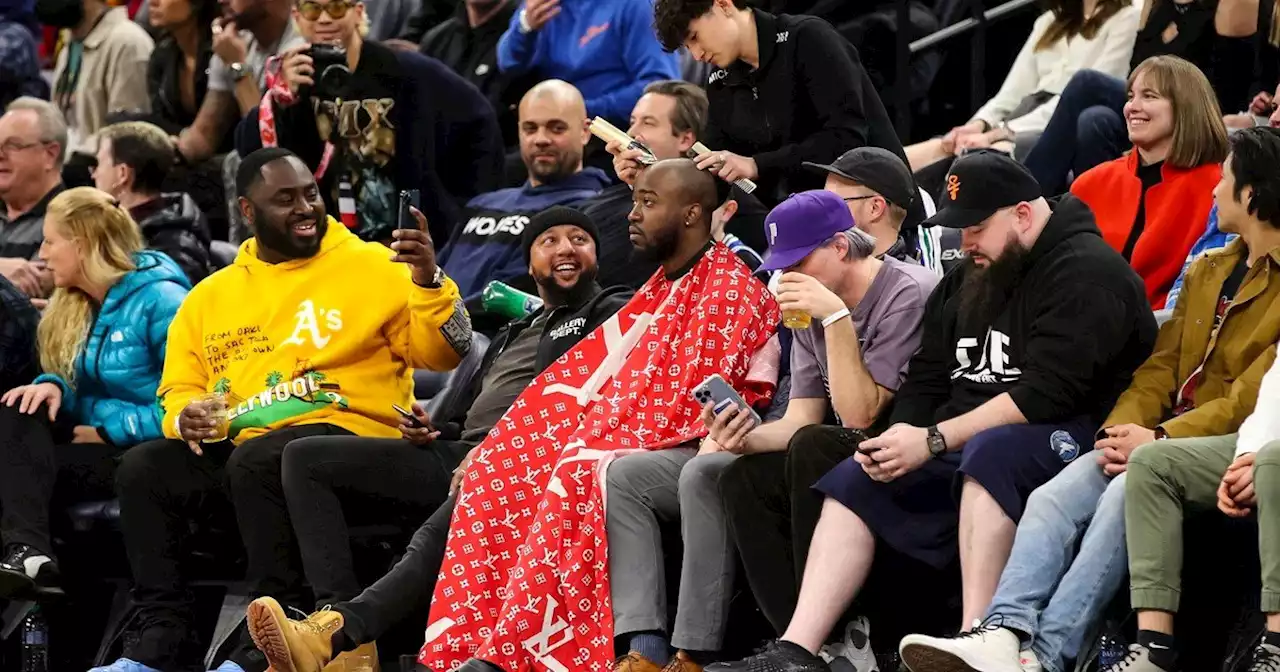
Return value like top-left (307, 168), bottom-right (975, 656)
top-left (518, 80), bottom-right (590, 186)
top-left (643, 159), bottom-right (719, 229)
top-left (628, 159), bottom-right (718, 269)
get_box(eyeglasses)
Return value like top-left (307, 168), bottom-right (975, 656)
top-left (0, 140), bottom-right (50, 157)
top-left (296, 0), bottom-right (355, 20)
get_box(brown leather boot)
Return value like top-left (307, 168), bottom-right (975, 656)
top-left (663, 651), bottom-right (704, 672)
top-left (614, 652), bottom-right (665, 672)
top-left (245, 596), bottom-right (342, 672)
top-left (323, 642), bottom-right (380, 671)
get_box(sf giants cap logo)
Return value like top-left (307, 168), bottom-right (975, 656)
top-left (946, 174), bottom-right (961, 201)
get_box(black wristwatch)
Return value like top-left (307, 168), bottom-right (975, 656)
top-left (926, 425), bottom-right (947, 458)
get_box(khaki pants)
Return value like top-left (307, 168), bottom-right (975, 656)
top-left (1125, 434), bottom-right (1280, 614)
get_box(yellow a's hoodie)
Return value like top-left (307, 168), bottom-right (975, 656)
top-left (158, 220), bottom-right (471, 443)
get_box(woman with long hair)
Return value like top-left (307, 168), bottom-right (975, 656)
top-left (1070, 55), bottom-right (1230, 308)
top-left (146, 0), bottom-right (219, 138)
top-left (906, 0), bottom-right (1140, 187)
top-left (0, 187), bottom-right (189, 597)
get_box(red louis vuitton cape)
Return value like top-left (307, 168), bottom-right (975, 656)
top-left (418, 242), bottom-right (779, 672)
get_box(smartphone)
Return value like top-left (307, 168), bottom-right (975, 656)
top-left (397, 189), bottom-right (421, 230)
top-left (392, 403), bottom-right (426, 428)
top-left (692, 374), bottom-right (762, 429)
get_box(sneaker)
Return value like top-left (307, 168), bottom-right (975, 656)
top-left (245, 597), bottom-right (342, 672)
top-left (705, 640), bottom-right (830, 671)
top-left (827, 616), bottom-right (879, 672)
top-left (1099, 643), bottom-right (1175, 671)
top-left (899, 623), bottom-right (1023, 672)
top-left (326, 643), bottom-right (380, 671)
top-left (0, 544), bottom-right (58, 596)
top-left (664, 651), bottom-right (705, 672)
top-left (616, 652), bottom-right (665, 672)
top-left (1247, 641), bottom-right (1280, 672)
top-left (88, 659), bottom-right (162, 672)
top-left (1019, 649), bottom-right (1041, 672)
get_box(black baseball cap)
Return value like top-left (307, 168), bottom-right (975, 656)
top-left (803, 147), bottom-right (916, 209)
top-left (923, 150), bottom-right (1042, 229)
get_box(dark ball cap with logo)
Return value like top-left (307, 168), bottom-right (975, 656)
top-left (802, 146), bottom-right (917, 210)
top-left (923, 150), bottom-right (1043, 230)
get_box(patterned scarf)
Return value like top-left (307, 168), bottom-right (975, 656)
top-left (419, 242), bottom-right (780, 671)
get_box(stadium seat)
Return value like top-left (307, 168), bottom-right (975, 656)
top-left (413, 332), bottom-right (491, 413)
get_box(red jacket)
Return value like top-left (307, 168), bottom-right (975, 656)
top-left (1071, 152), bottom-right (1221, 309)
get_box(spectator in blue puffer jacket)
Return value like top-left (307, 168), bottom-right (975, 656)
top-left (0, 187), bottom-right (189, 597)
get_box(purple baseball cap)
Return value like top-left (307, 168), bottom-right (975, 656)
top-left (759, 190), bottom-right (856, 272)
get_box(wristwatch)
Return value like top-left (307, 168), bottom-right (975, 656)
top-left (229, 62), bottom-right (249, 82)
top-left (418, 266), bottom-right (446, 289)
top-left (926, 425), bottom-right (948, 459)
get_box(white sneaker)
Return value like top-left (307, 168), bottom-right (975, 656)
top-left (1019, 649), bottom-right (1042, 672)
top-left (829, 616), bottom-right (879, 672)
top-left (899, 624), bottom-right (1024, 672)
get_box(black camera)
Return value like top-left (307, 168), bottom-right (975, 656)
top-left (307, 44), bottom-right (351, 99)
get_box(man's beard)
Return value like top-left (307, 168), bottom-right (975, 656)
top-left (525, 149), bottom-right (579, 184)
top-left (253, 207), bottom-right (328, 260)
top-left (534, 265), bottom-right (599, 307)
top-left (631, 224), bottom-right (680, 264)
top-left (957, 236), bottom-right (1030, 328)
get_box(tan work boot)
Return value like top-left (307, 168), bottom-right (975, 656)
top-left (245, 596), bottom-right (342, 672)
top-left (615, 652), bottom-right (665, 672)
top-left (663, 651), bottom-right (704, 672)
top-left (324, 642), bottom-right (380, 671)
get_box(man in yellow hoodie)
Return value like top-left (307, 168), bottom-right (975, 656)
top-left (98, 147), bottom-right (471, 672)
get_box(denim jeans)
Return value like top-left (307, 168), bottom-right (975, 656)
top-left (985, 456), bottom-right (1130, 672)
top-left (1022, 70), bottom-right (1129, 196)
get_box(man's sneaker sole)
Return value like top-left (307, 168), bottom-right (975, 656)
top-left (0, 567), bottom-right (35, 599)
top-left (900, 643), bottom-right (982, 672)
top-left (246, 598), bottom-right (302, 672)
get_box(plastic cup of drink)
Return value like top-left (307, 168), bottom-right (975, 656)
top-left (196, 392), bottom-right (230, 443)
top-left (783, 309), bottom-right (812, 330)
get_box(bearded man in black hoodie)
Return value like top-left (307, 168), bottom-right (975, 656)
top-left (94, 122), bottom-right (215, 285)
top-left (709, 151), bottom-right (1157, 672)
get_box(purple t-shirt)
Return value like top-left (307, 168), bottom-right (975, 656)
top-left (791, 256), bottom-right (939, 401)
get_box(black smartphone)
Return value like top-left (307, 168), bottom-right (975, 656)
top-left (398, 189), bottom-right (421, 230)
top-left (392, 404), bottom-right (426, 428)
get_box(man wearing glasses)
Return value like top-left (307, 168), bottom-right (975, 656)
top-left (0, 98), bottom-right (64, 298)
top-left (235, 0), bottom-right (503, 246)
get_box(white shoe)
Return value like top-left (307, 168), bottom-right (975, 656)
top-left (1019, 649), bottom-right (1042, 672)
top-left (899, 624), bottom-right (1024, 672)
top-left (823, 616), bottom-right (878, 672)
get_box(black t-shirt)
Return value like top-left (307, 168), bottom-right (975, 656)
top-left (1122, 160), bottom-right (1165, 261)
top-left (1216, 255), bottom-right (1250, 326)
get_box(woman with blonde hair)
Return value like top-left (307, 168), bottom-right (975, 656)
top-left (0, 187), bottom-right (189, 597)
top-left (1070, 55), bottom-right (1230, 308)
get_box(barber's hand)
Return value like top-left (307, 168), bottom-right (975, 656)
top-left (1250, 91), bottom-right (1275, 115)
top-left (279, 44), bottom-right (315, 96)
top-left (700, 402), bottom-right (756, 454)
top-left (72, 425), bottom-right (105, 444)
top-left (1, 383), bottom-right (61, 420)
top-left (1094, 424), bottom-right (1156, 461)
top-left (392, 206), bottom-right (439, 286)
top-left (522, 0), bottom-right (561, 31)
top-left (776, 272), bottom-right (847, 322)
top-left (400, 402), bottom-right (441, 445)
top-left (0, 258), bottom-right (46, 297)
top-left (857, 424), bottom-right (930, 481)
top-left (606, 139), bottom-right (647, 187)
top-left (178, 399), bottom-right (220, 456)
top-left (1096, 446), bottom-right (1129, 477)
top-left (212, 18), bottom-right (249, 66)
top-left (451, 445), bottom-right (480, 495)
top-left (695, 151), bottom-right (758, 183)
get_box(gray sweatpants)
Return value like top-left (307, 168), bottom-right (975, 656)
top-left (605, 447), bottom-right (738, 652)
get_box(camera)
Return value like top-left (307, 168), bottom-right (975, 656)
top-left (307, 44), bottom-right (351, 99)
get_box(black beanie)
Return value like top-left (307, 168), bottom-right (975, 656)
top-left (522, 206), bottom-right (600, 264)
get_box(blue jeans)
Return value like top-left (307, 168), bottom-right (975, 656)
top-left (985, 456), bottom-right (1130, 672)
top-left (1022, 70), bottom-right (1129, 196)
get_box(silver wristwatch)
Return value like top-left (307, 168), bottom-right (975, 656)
top-left (230, 62), bottom-right (249, 81)
top-left (420, 266), bottom-right (446, 289)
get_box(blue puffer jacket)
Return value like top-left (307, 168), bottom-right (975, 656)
top-left (34, 251), bottom-right (190, 446)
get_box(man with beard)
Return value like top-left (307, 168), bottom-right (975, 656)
top-left (437, 79), bottom-right (611, 308)
top-left (707, 150), bottom-right (1156, 672)
top-left (242, 204), bottom-right (632, 672)
top-left (94, 147), bottom-right (473, 672)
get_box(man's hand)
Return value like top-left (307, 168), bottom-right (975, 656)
top-left (1250, 90), bottom-right (1275, 115)
top-left (0, 258), bottom-right (46, 297)
top-left (1218, 453), bottom-right (1257, 517)
top-left (606, 139), bottom-right (647, 187)
top-left (212, 18), bottom-right (249, 66)
top-left (72, 425), bottom-right (105, 444)
top-left (522, 0), bottom-right (561, 31)
top-left (279, 44), bottom-right (315, 97)
top-left (701, 402), bottom-right (756, 454)
top-left (1094, 424), bottom-right (1157, 463)
top-left (451, 445), bottom-right (480, 495)
top-left (1, 383), bottom-right (62, 420)
top-left (954, 129), bottom-right (1011, 154)
top-left (1096, 446), bottom-right (1129, 477)
top-left (857, 423), bottom-right (931, 481)
top-left (776, 272), bottom-right (847, 322)
top-left (695, 151), bottom-right (758, 183)
top-left (1224, 113), bottom-right (1257, 130)
top-left (940, 121), bottom-right (986, 154)
top-left (178, 399), bottom-right (221, 456)
top-left (392, 206), bottom-right (439, 286)
top-left (400, 402), bottom-right (441, 445)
